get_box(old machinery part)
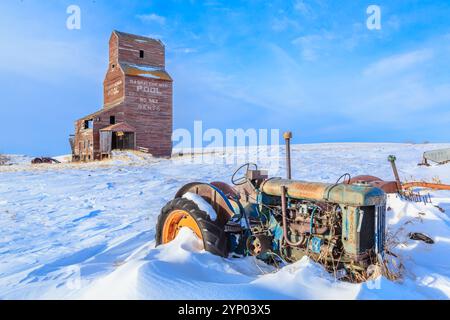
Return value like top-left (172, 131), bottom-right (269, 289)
top-left (408, 232), bottom-right (434, 244)
top-left (283, 131), bottom-right (293, 179)
top-left (386, 154), bottom-right (450, 204)
top-left (247, 234), bottom-right (273, 256)
top-left (260, 178), bottom-right (385, 207)
top-left (420, 148), bottom-right (450, 166)
top-left (281, 185), bottom-right (304, 246)
top-left (31, 157), bottom-right (61, 165)
top-left (157, 138), bottom-right (389, 283)
top-left (231, 163), bottom-right (258, 186)
top-left (156, 198), bottom-right (229, 257)
top-left (387, 155), bottom-right (402, 191)
top-left (349, 175), bottom-right (399, 194)
top-left (402, 181), bottom-right (450, 191)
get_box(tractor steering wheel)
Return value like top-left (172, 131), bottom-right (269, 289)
top-left (231, 163), bottom-right (258, 186)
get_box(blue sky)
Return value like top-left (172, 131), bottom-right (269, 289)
top-left (0, 0), bottom-right (449, 155)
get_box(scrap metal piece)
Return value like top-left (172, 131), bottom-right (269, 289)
top-left (385, 154), bottom-right (450, 199)
top-left (402, 181), bottom-right (450, 191)
top-left (388, 155), bottom-right (402, 191)
top-left (408, 232), bottom-right (434, 244)
top-left (399, 191), bottom-right (432, 204)
top-left (247, 234), bottom-right (273, 256)
top-left (420, 148), bottom-right (450, 166)
top-left (31, 157), bottom-right (61, 164)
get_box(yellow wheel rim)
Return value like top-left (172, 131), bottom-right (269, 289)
top-left (162, 209), bottom-right (203, 243)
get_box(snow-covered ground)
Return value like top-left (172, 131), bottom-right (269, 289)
top-left (0, 143), bottom-right (449, 299)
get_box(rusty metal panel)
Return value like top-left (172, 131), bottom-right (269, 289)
top-left (341, 206), bottom-right (357, 255)
top-left (341, 206), bottom-right (377, 257)
top-left (402, 181), bottom-right (450, 191)
top-left (261, 179), bottom-right (386, 206)
top-left (174, 182), bottom-right (236, 225)
top-left (261, 179), bottom-right (329, 202)
top-left (423, 148), bottom-right (450, 164)
top-left (349, 175), bottom-right (399, 194)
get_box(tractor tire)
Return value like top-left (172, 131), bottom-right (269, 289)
top-left (156, 197), bottom-right (229, 257)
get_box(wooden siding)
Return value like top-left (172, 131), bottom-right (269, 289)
top-left (73, 31), bottom-right (173, 160)
top-left (124, 76), bottom-right (173, 157)
top-left (115, 31), bottom-right (165, 68)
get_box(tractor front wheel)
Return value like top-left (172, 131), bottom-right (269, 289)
top-left (156, 198), bottom-right (229, 257)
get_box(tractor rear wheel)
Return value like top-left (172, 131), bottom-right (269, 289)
top-left (156, 198), bottom-right (229, 257)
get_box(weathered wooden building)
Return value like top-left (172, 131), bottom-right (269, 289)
top-left (72, 30), bottom-right (173, 161)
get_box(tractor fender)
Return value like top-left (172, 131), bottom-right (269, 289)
top-left (349, 175), bottom-right (399, 194)
top-left (174, 182), bottom-right (237, 224)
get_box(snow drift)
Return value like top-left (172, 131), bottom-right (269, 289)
top-left (0, 143), bottom-right (449, 299)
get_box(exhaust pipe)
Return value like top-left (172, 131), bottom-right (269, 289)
top-left (284, 131), bottom-right (292, 180)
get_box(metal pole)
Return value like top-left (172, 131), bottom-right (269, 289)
top-left (283, 131), bottom-right (292, 180)
top-left (388, 155), bottom-right (402, 191)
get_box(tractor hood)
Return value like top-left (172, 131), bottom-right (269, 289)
top-left (260, 179), bottom-right (386, 207)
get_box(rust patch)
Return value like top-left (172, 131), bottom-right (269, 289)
top-left (261, 179), bottom-right (329, 201)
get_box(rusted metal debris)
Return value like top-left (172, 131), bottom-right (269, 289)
top-left (349, 175), bottom-right (399, 194)
top-left (345, 155), bottom-right (448, 206)
top-left (385, 155), bottom-right (450, 203)
top-left (0, 155), bottom-right (10, 166)
top-left (419, 148), bottom-right (450, 166)
top-left (31, 157), bottom-right (61, 165)
top-left (388, 155), bottom-right (403, 191)
top-left (347, 155), bottom-right (450, 196)
top-left (399, 191), bottom-right (432, 204)
top-left (408, 232), bottom-right (434, 244)
top-left (402, 181), bottom-right (450, 191)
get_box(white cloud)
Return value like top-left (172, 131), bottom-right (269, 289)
top-left (208, 44), bottom-right (306, 112)
top-left (271, 16), bottom-right (301, 32)
top-left (294, 0), bottom-right (312, 16)
top-left (181, 48), bottom-right (197, 54)
top-left (137, 13), bottom-right (166, 25)
top-left (363, 49), bottom-right (434, 77)
top-left (170, 47), bottom-right (198, 54)
top-left (336, 45), bottom-right (450, 126)
top-left (292, 33), bottom-right (335, 61)
top-left (146, 34), bottom-right (164, 40)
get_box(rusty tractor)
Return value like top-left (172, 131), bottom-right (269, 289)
top-left (156, 133), bottom-right (387, 282)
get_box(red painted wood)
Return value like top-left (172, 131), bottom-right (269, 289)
top-left (73, 31), bottom-right (173, 161)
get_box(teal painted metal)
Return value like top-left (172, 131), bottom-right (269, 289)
top-left (323, 183), bottom-right (386, 207)
top-left (261, 179), bottom-right (386, 207)
top-left (311, 237), bottom-right (322, 253)
top-left (341, 206), bottom-right (360, 255)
